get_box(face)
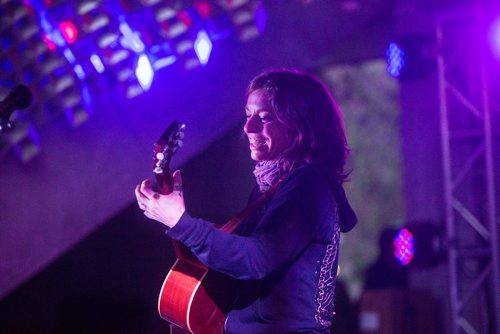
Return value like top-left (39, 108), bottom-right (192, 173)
top-left (244, 89), bottom-right (293, 161)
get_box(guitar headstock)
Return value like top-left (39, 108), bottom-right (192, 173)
top-left (153, 120), bottom-right (186, 194)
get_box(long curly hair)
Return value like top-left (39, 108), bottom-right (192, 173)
top-left (247, 69), bottom-right (350, 183)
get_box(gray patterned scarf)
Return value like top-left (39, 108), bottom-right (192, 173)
top-left (253, 158), bottom-right (294, 192)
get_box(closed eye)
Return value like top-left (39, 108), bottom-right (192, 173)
top-left (258, 112), bottom-right (274, 123)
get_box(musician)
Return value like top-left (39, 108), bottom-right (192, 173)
top-left (135, 69), bottom-right (357, 333)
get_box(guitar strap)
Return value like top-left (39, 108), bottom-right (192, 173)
top-left (220, 176), bottom-right (286, 234)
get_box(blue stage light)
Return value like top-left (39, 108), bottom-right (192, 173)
top-left (386, 42), bottom-right (405, 78)
top-left (119, 21), bottom-right (145, 53)
top-left (63, 48), bottom-right (76, 64)
top-left (73, 64), bottom-right (86, 80)
top-left (135, 54), bottom-right (154, 91)
top-left (194, 30), bottom-right (212, 65)
top-left (90, 54), bottom-right (105, 73)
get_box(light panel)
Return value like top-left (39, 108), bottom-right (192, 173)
top-left (194, 30), bottom-right (212, 65)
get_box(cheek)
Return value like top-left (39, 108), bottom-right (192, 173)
top-left (265, 125), bottom-right (292, 150)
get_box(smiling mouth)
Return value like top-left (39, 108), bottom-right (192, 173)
top-left (249, 138), bottom-right (266, 148)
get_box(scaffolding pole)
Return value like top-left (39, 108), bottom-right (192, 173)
top-left (436, 3), bottom-right (500, 334)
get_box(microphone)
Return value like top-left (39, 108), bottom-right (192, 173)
top-left (0, 85), bottom-right (33, 133)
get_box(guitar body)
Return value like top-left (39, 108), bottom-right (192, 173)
top-left (158, 256), bottom-right (226, 334)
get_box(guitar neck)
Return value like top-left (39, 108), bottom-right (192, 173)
top-left (155, 171), bottom-right (174, 195)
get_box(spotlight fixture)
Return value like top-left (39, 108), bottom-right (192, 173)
top-left (394, 221), bottom-right (446, 268)
top-left (386, 35), bottom-right (437, 81)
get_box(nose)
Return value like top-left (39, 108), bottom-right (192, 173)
top-left (243, 115), bottom-right (261, 134)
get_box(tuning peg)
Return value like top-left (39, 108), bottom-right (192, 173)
top-left (156, 152), bottom-right (165, 160)
top-left (176, 139), bottom-right (183, 148)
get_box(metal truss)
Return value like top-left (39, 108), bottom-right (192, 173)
top-left (435, 4), bottom-right (500, 334)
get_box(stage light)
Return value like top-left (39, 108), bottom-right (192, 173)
top-left (61, 88), bottom-right (82, 110)
top-left (14, 135), bottom-right (40, 163)
top-left (66, 105), bottom-right (90, 127)
top-left (135, 54), bottom-right (154, 91)
top-left (10, 3), bottom-right (30, 22)
top-left (73, 64), bottom-right (86, 80)
top-left (77, 0), bottom-right (100, 15)
top-left (166, 21), bottom-right (190, 39)
top-left (194, 30), bottom-right (212, 65)
top-left (394, 228), bottom-right (414, 266)
top-left (154, 2), bottom-right (182, 23)
top-left (38, 11), bottom-right (66, 48)
top-left (38, 53), bottom-right (67, 76)
top-left (149, 43), bottom-right (177, 70)
top-left (83, 12), bottom-right (110, 34)
top-left (178, 10), bottom-right (193, 28)
top-left (490, 16), bottom-right (500, 59)
top-left (174, 39), bottom-right (200, 69)
top-left (97, 31), bottom-right (119, 49)
top-left (119, 21), bottom-right (145, 53)
top-left (63, 48), bottom-right (77, 64)
top-left (116, 67), bottom-right (134, 83)
top-left (386, 42), bottom-right (405, 78)
top-left (59, 21), bottom-right (78, 44)
top-left (394, 222), bottom-right (446, 268)
top-left (107, 49), bottom-right (131, 66)
top-left (6, 121), bottom-right (41, 163)
top-left (152, 55), bottom-right (177, 70)
top-left (194, 0), bottom-right (214, 18)
top-left (385, 35), bottom-right (436, 80)
top-left (218, 0), bottom-right (267, 41)
top-left (125, 83), bottom-right (144, 99)
top-left (18, 19), bottom-right (40, 42)
top-left (53, 74), bottom-right (76, 94)
top-left (90, 54), bottom-right (105, 73)
top-left (60, 86), bottom-right (92, 127)
top-left (42, 33), bottom-right (57, 51)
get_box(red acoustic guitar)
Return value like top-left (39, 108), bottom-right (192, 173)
top-left (153, 121), bottom-right (231, 334)
top-left (153, 121), bottom-right (280, 333)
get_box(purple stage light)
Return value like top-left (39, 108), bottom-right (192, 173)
top-left (490, 16), bottom-right (500, 59)
top-left (194, 30), bottom-right (212, 65)
top-left (394, 228), bottom-right (414, 266)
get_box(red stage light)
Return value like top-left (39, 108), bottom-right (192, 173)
top-left (42, 33), bottom-right (57, 51)
top-left (59, 21), bottom-right (78, 44)
top-left (394, 228), bottom-right (414, 266)
top-left (178, 11), bottom-right (192, 28)
top-left (194, 0), bottom-right (214, 18)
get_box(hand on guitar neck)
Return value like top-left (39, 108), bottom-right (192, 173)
top-left (135, 170), bottom-right (185, 228)
top-left (135, 120), bottom-right (187, 229)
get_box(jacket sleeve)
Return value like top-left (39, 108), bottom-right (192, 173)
top-left (166, 167), bottom-right (336, 280)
